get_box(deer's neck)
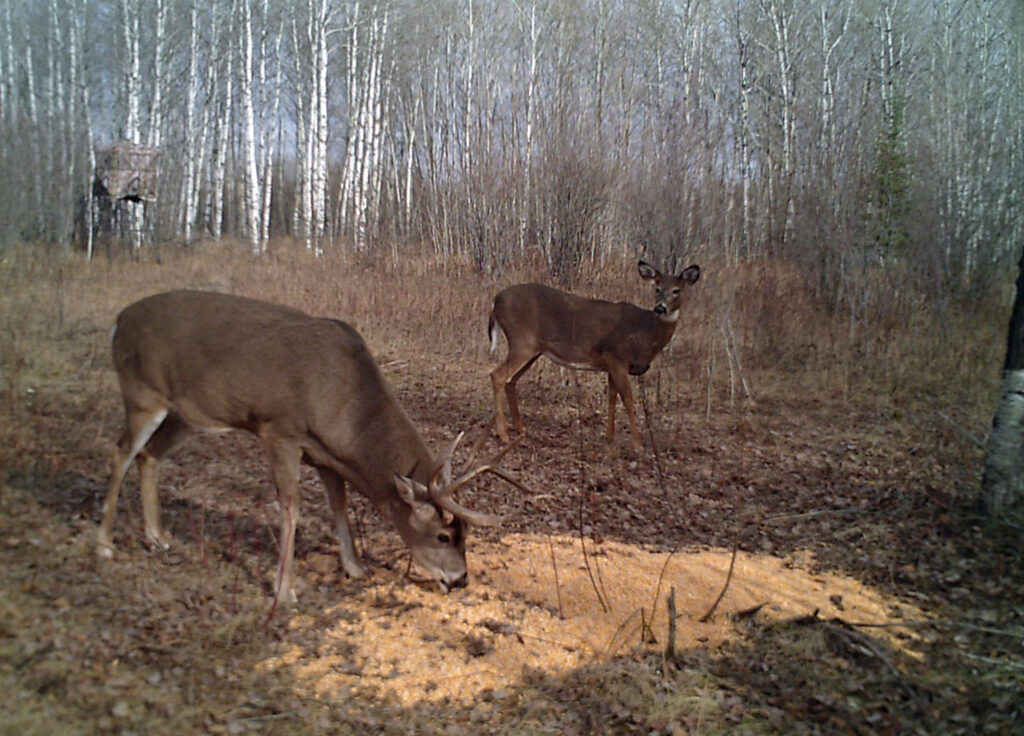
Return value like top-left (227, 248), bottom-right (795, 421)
top-left (649, 311), bottom-right (679, 352)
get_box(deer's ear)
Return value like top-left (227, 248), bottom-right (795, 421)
top-left (394, 474), bottom-right (418, 505)
top-left (395, 475), bottom-right (440, 525)
top-left (680, 265), bottom-right (701, 283)
top-left (638, 260), bottom-right (658, 280)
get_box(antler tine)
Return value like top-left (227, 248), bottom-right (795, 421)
top-left (430, 492), bottom-right (501, 527)
top-left (484, 434), bottom-right (522, 468)
top-left (445, 442), bottom-right (533, 498)
top-left (478, 465), bottom-right (533, 496)
top-left (461, 415), bottom-right (497, 471)
top-left (427, 429), bottom-right (532, 526)
top-left (429, 461), bottom-right (532, 527)
top-left (429, 430), bottom-right (466, 484)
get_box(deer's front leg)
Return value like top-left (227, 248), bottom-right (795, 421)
top-left (608, 366), bottom-right (642, 450)
top-left (317, 467), bottom-right (367, 579)
top-left (265, 439), bottom-right (303, 604)
top-left (606, 373), bottom-right (619, 441)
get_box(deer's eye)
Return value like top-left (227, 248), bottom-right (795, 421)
top-left (672, 288), bottom-right (680, 295)
top-left (437, 533), bottom-right (452, 544)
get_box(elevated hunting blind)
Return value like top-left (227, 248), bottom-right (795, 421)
top-left (88, 141), bottom-right (160, 254)
top-left (93, 141), bottom-right (159, 202)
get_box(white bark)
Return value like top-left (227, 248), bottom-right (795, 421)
top-left (521, 0), bottom-right (538, 258)
top-left (47, 0), bottom-right (69, 245)
top-left (340, 0), bottom-right (390, 252)
top-left (239, 0), bottom-right (261, 253)
top-left (181, 0), bottom-right (198, 243)
top-left (983, 369), bottom-right (1024, 516)
top-left (310, 0), bottom-right (329, 255)
top-left (120, 0), bottom-right (143, 250)
top-left (146, 0), bottom-right (166, 149)
top-left (120, 0), bottom-right (140, 142)
top-left (25, 33), bottom-right (43, 233)
top-left (734, 13), bottom-right (753, 259)
top-left (290, 13), bottom-right (309, 243)
top-left (75, 0), bottom-right (95, 259)
top-left (211, 5), bottom-right (233, 242)
top-left (758, 0), bottom-right (798, 246)
top-left (0, 0), bottom-right (9, 118)
top-left (259, 0), bottom-right (281, 245)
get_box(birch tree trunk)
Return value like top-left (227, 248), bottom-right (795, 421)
top-left (70, 0), bottom-right (95, 258)
top-left (758, 0), bottom-right (798, 249)
top-left (181, 0), bottom-right (199, 243)
top-left (290, 13), bottom-right (309, 244)
top-left (310, 0), bottom-right (329, 255)
top-left (119, 0), bottom-right (143, 252)
top-left (0, 0), bottom-right (9, 119)
top-left (146, 0), bottom-right (165, 149)
top-left (25, 39), bottom-right (44, 235)
top-left (340, 0), bottom-right (390, 253)
top-left (982, 243), bottom-right (1024, 518)
top-left (520, 0), bottom-right (538, 258)
top-left (211, 5), bottom-right (233, 243)
top-left (734, 13), bottom-right (753, 260)
top-left (259, 1), bottom-right (282, 244)
top-left (238, 0), bottom-right (262, 253)
top-left (47, 0), bottom-right (68, 247)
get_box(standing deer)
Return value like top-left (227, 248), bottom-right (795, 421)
top-left (488, 260), bottom-right (701, 450)
top-left (99, 290), bottom-right (524, 605)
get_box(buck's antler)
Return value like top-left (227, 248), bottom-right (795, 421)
top-left (428, 421), bottom-right (531, 526)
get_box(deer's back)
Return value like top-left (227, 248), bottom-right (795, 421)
top-left (493, 283), bottom-right (651, 349)
top-left (112, 290), bottom-right (377, 431)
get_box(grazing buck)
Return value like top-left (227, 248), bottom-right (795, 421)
top-left (99, 290), bottom-right (525, 605)
top-left (488, 260), bottom-right (701, 450)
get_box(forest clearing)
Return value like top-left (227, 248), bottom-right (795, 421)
top-left (1, 245), bottom-right (1021, 735)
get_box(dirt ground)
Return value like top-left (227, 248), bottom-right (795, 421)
top-left (1, 252), bottom-right (1022, 734)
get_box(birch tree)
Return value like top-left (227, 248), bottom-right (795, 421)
top-left (69, 0), bottom-right (95, 258)
top-left (238, 0), bottom-right (262, 253)
top-left (180, 0), bottom-right (199, 243)
top-left (340, 0), bottom-right (392, 252)
top-left (259, 0), bottom-right (282, 245)
top-left (981, 244), bottom-right (1024, 520)
top-left (119, 0), bottom-right (144, 251)
top-left (210, 3), bottom-right (233, 243)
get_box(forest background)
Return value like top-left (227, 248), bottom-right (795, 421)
top-left (1, 0), bottom-right (1021, 294)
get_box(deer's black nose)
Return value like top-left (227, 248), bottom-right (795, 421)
top-left (654, 304), bottom-right (667, 315)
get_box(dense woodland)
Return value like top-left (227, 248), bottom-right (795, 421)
top-left (0, 0), bottom-right (1021, 294)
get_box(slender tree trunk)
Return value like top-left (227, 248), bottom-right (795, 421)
top-left (211, 5), bottom-right (233, 243)
top-left (181, 0), bottom-right (198, 243)
top-left (259, 2), bottom-right (281, 244)
top-left (982, 243), bottom-right (1024, 517)
top-left (70, 0), bottom-right (95, 259)
top-left (310, 0), bottom-right (329, 255)
top-left (239, 0), bottom-right (261, 253)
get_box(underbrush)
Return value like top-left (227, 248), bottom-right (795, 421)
top-left (0, 239), bottom-right (1004, 417)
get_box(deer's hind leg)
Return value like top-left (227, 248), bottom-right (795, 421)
top-left (136, 413), bottom-right (192, 550)
top-left (99, 405), bottom-right (169, 557)
top-left (491, 347), bottom-right (540, 442)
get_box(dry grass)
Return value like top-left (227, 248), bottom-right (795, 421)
top-left (0, 240), bottom-right (1015, 735)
